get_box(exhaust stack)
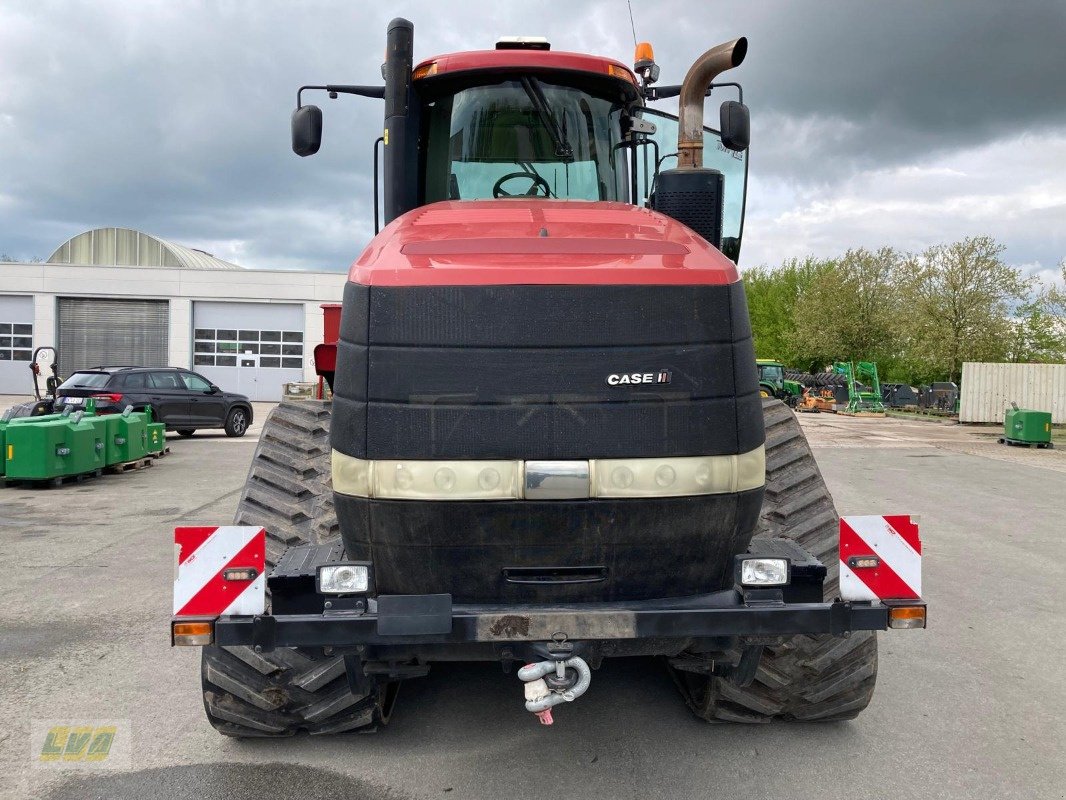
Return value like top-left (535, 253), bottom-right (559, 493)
top-left (676, 37), bottom-right (747, 169)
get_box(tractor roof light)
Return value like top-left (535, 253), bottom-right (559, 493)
top-left (496, 36), bottom-right (550, 51)
top-left (412, 61), bottom-right (438, 80)
top-left (634, 41), bottom-right (659, 86)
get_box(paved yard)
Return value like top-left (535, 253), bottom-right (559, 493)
top-left (0, 404), bottom-right (1062, 799)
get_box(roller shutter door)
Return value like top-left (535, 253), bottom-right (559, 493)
top-left (57, 298), bottom-right (169, 375)
top-left (0, 295), bottom-right (34, 395)
top-left (193, 302), bottom-right (305, 401)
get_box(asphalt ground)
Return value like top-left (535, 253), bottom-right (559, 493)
top-left (0, 400), bottom-right (1063, 800)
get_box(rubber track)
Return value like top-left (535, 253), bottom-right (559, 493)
top-left (680, 398), bottom-right (878, 722)
top-left (202, 401), bottom-right (379, 737)
top-left (233, 400), bottom-right (339, 566)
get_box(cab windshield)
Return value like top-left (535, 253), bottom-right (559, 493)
top-left (760, 365), bottom-right (784, 383)
top-left (422, 79), bottom-right (627, 202)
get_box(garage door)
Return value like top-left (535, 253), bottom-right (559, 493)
top-left (193, 302), bottom-right (305, 401)
top-left (57, 298), bottom-right (169, 376)
top-left (0, 295), bottom-right (34, 395)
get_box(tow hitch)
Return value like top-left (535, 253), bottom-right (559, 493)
top-left (518, 656), bottom-right (592, 726)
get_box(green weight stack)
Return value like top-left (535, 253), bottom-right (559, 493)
top-left (1003, 407), bottom-right (1053, 447)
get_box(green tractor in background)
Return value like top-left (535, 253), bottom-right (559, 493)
top-left (756, 359), bottom-right (802, 406)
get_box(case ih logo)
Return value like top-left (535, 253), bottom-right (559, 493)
top-left (606, 371), bottom-right (672, 386)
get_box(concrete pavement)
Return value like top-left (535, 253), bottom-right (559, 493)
top-left (1, 408), bottom-right (1062, 799)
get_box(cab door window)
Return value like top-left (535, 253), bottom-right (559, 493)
top-left (633, 108), bottom-right (747, 261)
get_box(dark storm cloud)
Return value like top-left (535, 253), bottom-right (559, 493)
top-left (0, 0), bottom-right (1063, 271)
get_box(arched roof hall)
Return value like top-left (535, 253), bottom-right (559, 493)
top-left (46, 227), bottom-right (244, 271)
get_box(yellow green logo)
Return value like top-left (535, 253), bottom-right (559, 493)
top-left (39, 725), bottom-right (116, 762)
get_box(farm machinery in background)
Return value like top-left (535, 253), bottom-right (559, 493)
top-left (756, 359), bottom-right (801, 406)
top-left (785, 361), bottom-right (885, 415)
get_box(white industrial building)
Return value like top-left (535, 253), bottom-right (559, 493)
top-left (0, 227), bottom-right (348, 400)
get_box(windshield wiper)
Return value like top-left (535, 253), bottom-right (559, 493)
top-left (520, 77), bottom-right (573, 162)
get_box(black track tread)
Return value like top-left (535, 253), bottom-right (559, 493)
top-left (202, 401), bottom-right (380, 737)
top-left (681, 398), bottom-right (878, 723)
top-left (202, 645), bottom-right (376, 737)
top-left (232, 400), bottom-right (340, 565)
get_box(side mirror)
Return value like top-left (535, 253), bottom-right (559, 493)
top-left (207, 385), bottom-right (220, 394)
top-left (291, 105), bottom-right (323, 157)
top-left (719, 100), bottom-right (749, 152)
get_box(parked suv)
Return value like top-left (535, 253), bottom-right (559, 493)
top-left (55, 366), bottom-right (253, 437)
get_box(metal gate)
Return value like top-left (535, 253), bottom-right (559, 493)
top-left (57, 298), bottom-right (169, 376)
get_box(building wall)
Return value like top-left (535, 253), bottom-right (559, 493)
top-left (960, 362), bottom-right (1066, 424)
top-left (0, 262), bottom-right (349, 400)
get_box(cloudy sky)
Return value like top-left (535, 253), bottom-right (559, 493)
top-left (1, 0), bottom-right (1064, 284)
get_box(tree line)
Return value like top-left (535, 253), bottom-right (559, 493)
top-left (744, 236), bottom-right (1066, 385)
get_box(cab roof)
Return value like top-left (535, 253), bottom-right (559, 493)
top-left (414, 49), bottom-right (639, 90)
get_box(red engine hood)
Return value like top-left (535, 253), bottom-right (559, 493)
top-left (349, 200), bottom-right (739, 287)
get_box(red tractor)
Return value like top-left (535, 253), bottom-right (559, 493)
top-left (173, 19), bottom-right (925, 735)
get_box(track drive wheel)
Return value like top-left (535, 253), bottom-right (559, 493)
top-left (201, 400), bottom-right (390, 737)
top-left (672, 398), bottom-right (878, 722)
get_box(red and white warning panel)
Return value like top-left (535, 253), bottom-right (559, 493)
top-left (839, 515), bottom-right (922, 601)
top-left (173, 527), bottom-right (266, 618)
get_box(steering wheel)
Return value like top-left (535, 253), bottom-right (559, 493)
top-left (492, 171), bottom-right (552, 198)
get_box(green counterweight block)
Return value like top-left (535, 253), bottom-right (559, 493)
top-left (82, 414), bottom-right (109, 469)
top-left (0, 421), bottom-right (7, 476)
top-left (5, 417), bottom-right (79, 480)
top-left (146, 422), bottom-right (166, 454)
top-left (111, 408), bottom-right (148, 463)
top-left (64, 413), bottom-right (101, 475)
top-left (1004, 407), bottom-right (1052, 445)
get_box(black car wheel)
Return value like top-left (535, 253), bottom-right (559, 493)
top-left (177, 429), bottom-right (196, 437)
top-left (225, 408), bottom-right (249, 437)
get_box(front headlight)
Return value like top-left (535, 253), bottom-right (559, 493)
top-left (317, 563), bottom-right (372, 595)
top-left (737, 557), bottom-right (790, 587)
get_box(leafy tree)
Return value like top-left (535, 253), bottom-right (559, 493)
top-left (743, 256), bottom-right (834, 367)
top-left (789, 247), bottom-right (904, 374)
top-left (897, 236), bottom-right (1031, 382)
top-left (1007, 264), bottom-right (1066, 363)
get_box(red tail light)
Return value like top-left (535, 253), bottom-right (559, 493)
top-left (93, 393), bottom-right (124, 404)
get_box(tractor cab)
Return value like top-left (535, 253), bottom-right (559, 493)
top-left (292, 24), bottom-right (749, 261)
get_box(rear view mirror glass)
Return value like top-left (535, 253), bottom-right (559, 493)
top-left (291, 105), bottom-right (323, 157)
top-left (719, 100), bottom-right (749, 152)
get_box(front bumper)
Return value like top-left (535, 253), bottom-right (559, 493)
top-left (209, 592), bottom-right (901, 653)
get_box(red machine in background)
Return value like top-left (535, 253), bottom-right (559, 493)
top-left (313, 302), bottom-right (342, 399)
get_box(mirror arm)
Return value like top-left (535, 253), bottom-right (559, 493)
top-left (297, 84), bottom-right (385, 108)
top-left (644, 82), bottom-right (743, 103)
top-left (709, 81), bottom-right (743, 104)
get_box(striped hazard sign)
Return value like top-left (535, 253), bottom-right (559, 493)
top-left (173, 526), bottom-right (266, 618)
top-left (839, 515), bottom-right (922, 601)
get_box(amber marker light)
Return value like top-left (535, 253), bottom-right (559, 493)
top-left (172, 621), bottom-right (213, 646)
top-left (887, 605), bottom-right (927, 630)
top-left (412, 61), bottom-right (438, 80)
